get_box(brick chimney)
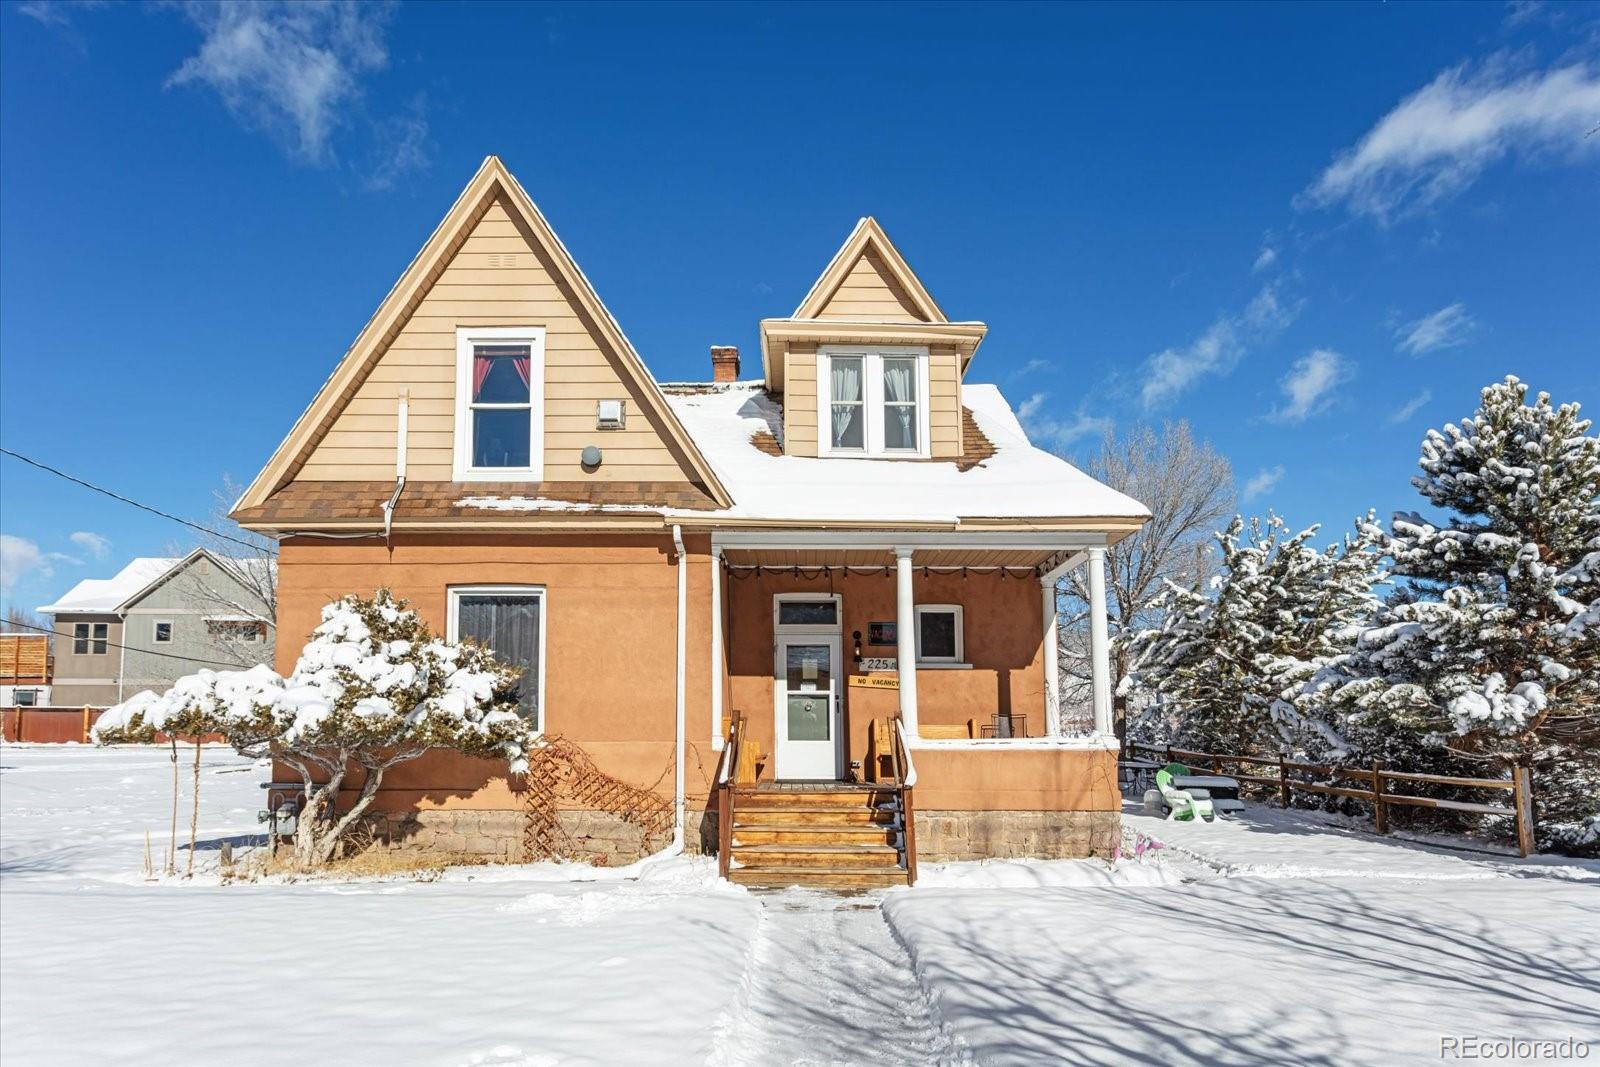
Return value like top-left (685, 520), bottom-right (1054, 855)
top-left (710, 345), bottom-right (741, 384)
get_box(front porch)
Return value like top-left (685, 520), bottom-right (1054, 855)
top-left (706, 530), bottom-right (1124, 884)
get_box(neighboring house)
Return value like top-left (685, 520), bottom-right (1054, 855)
top-left (229, 157), bottom-right (1149, 886)
top-left (37, 551), bottom-right (275, 707)
top-left (0, 633), bottom-right (52, 706)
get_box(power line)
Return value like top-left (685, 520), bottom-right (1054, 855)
top-left (1, 619), bottom-right (266, 672)
top-left (0, 447), bottom-right (262, 551)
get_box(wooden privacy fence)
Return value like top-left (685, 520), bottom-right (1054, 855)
top-left (3, 705), bottom-right (104, 743)
top-left (1131, 741), bottom-right (1537, 857)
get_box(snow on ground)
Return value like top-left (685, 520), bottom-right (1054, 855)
top-left (886, 803), bottom-right (1600, 1066)
top-left (0, 745), bottom-right (758, 1066)
top-left (7, 745), bottom-right (1598, 1066)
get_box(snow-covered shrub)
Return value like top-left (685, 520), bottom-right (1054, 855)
top-left (96, 590), bottom-right (533, 868)
top-left (1123, 513), bottom-right (1384, 760)
top-left (1311, 378), bottom-right (1599, 852)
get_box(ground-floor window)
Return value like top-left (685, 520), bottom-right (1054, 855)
top-left (449, 586), bottom-right (544, 728)
top-left (914, 604), bottom-right (964, 664)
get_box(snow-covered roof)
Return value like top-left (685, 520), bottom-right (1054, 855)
top-left (37, 558), bottom-right (181, 615)
top-left (659, 382), bottom-right (1150, 525)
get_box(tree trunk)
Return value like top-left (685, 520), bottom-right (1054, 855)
top-left (167, 738), bottom-right (179, 877)
top-left (187, 738), bottom-right (202, 878)
top-left (311, 764), bottom-right (389, 867)
top-left (290, 768), bottom-right (343, 870)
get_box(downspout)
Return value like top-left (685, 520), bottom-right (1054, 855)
top-left (670, 523), bottom-right (688, 852)
top-left (381, 389), bottom-right (409, 549)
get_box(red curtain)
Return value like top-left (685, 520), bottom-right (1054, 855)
top-left (472, 349), bottom-right (532, 399)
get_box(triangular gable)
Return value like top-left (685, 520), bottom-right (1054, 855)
top-left (791, 217), bottom-right (947, 323)
top-left (234, 156), bottom-right (732, 513)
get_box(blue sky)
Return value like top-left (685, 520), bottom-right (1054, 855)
top-left (2, 1), bottom-right (1596, 615)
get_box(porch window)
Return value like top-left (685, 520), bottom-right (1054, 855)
top-left (818, 346), bottom-right (930, 458)
top-left (74, 623), bottom-right (108, 656)
top-left (914, 604), bottom-right (963, 664)
top-left (450, 586), bottom-right (544, 728)
top-left (454, 328), bottom-right (545, 480)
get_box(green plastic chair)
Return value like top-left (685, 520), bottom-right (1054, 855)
top-left (1156, 762), bottom-right (1217, 822)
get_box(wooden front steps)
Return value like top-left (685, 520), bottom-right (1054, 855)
top-left (726, 784), bottom-right (911, 890)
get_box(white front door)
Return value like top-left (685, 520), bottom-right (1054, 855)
top-left (774, 635), bottom-right (843, 780)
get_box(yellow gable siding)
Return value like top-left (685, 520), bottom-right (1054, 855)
top-left (783, 345), bottom-right (819, 458)
top-left (929, 345), bottom-right (961, 459)
top-left (302, 198), bottom-right (697, 484)
top-left (811, 251), bottom-right (929, 322)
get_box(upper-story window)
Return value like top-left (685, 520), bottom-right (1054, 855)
top-left (818, 346), bottom-right (930, 458)
top-left (454, 327), bottom-right (545, 481)
top-left (153, 621), bottom-right (173, 644)
top-left (73, 623), bottom-right (108, 655)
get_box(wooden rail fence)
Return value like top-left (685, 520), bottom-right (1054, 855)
top-left (1132, 742), bottom-right (1537, 857)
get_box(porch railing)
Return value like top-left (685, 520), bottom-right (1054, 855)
top-left (715, 711), bottom-right (745, 879)
top-left (892, 714), bottom-right (918, 884)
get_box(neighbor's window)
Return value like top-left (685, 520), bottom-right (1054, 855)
top-left (74, 623), bottom-right (108, 655)
top-left (207, 620), bottom-right (262, 643)
top-left (452, 587), bottom-right (543, 728)
top-left (455, 328), bottom-right (545, 480)
top-left (154, 621), bottom-right (173, 644)
top-left (14, 689), bottom-right (39, 707)
top-left (821, 348), bottom-right (928, 457)
top-left (915, 604), bottom-right (964, 664)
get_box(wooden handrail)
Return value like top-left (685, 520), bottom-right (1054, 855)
top-left (1131, 740), bottom-right (1536, 857)
top-left (716, 711), bottom-right (745, 879)
top-left (891, 715), bottom-right (918, 884)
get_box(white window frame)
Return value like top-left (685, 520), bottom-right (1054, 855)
top-left (914, 603), bottom-right (964, 665)
top-left (816, 345), bottom-right (931, 459)
top-left (447, 584), bottom-right (548, 735)
top-left (74, 622), bottom-right (109, 656)
top-left (153, 620), bottom-right (174, 644)
top-left (453, 327), bottom-right (546, 482)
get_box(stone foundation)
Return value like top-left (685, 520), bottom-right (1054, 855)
top-left (357, 807), bottom-right (1115, 865)
top-left (362, 809), bottom-right (688, 868)
top-left (914, 809), bottom-right (1120, 861)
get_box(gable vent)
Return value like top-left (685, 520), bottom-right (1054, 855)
top-left (485, 253), bottom-right (520, 268)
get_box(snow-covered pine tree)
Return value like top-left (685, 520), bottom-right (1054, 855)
top-left (1124, 513), bottom-right (1383, 759)
top-left (97, 590), bottom-right (534, 869)
top-left (1314, 377), bottom-right (1599, 852)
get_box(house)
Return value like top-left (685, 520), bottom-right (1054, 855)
top-left (229, 156), bottom-right (1149, 886)
top-left (0, 633), bottom-right (52, 707)
top-left (37, 550), bottom-right (275, 707)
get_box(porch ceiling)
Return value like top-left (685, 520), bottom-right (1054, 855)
top-left (720, 548), bottom-right (1056, 571)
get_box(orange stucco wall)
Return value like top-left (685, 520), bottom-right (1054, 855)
top-left (275, 536), bottom-right (1112, 817)
top-left (275, 533), bottom-right (718, 813)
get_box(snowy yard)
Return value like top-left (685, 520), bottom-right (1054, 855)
top-left (3, 747), bottom-right (1597, 1066)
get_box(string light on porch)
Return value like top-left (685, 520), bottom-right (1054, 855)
top-left (720, 562), bottom-right (1041, 580)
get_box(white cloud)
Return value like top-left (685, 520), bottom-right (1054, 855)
top-left (1139, 284), bottom-right (1300, 409)
top-left (1019, 393), bottom-right (1113, 450)
top-left (0, 535), bottom-right (49, 593)
top-left (1253, 245), bottom-right (1278, 272)
top-left (1012, 358), bottom-right (1052, 378)
top-left (1243, 466), bottom-right (1286, 502)
top-left (365, 94), bottom-right (431, 191)
top-left (1300, 59), bottom-right (1600, 221)
top-left (70, 531), bottom-right (111, 560)
top-left (1388, 389), bottom-right (1434, 424)
top-left (167, 1), bottom-right (393, 163)
top-left (1267, 348), bottom-right (1350, 424)
top-left (1396, 302), bottom-right (1476, 356)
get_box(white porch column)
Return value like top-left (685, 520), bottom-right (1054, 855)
top-left (710, 545), bottom-right (724, 750)
top-left (1041, 576), bottom-right (1062, 737)
top-left (1087, 546), bottom-right (1113, 738)
top-left (895, 547), bottom-right (919, 734)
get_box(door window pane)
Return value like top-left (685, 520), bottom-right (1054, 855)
top-left (785, 643), bottom-right (832, 693)
top-left (457, 593), bottom-right (542, 724)
top-left (787, 694), bottom-right (831, 741)
top-left (777, 601), bottom-right (837, 627)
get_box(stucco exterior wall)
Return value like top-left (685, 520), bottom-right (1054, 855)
top-left (47, 613), bottom-right (121, 706)
top-left (275, 533), bottom-right (717, 815)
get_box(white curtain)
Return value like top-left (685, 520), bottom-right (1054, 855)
top-left (883, 359), bottom-right (916, 448)
top-left (830, 358), bottom-right (862, 448)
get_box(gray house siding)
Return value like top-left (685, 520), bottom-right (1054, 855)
top-left (117, 555), bottom-right (275, 700)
